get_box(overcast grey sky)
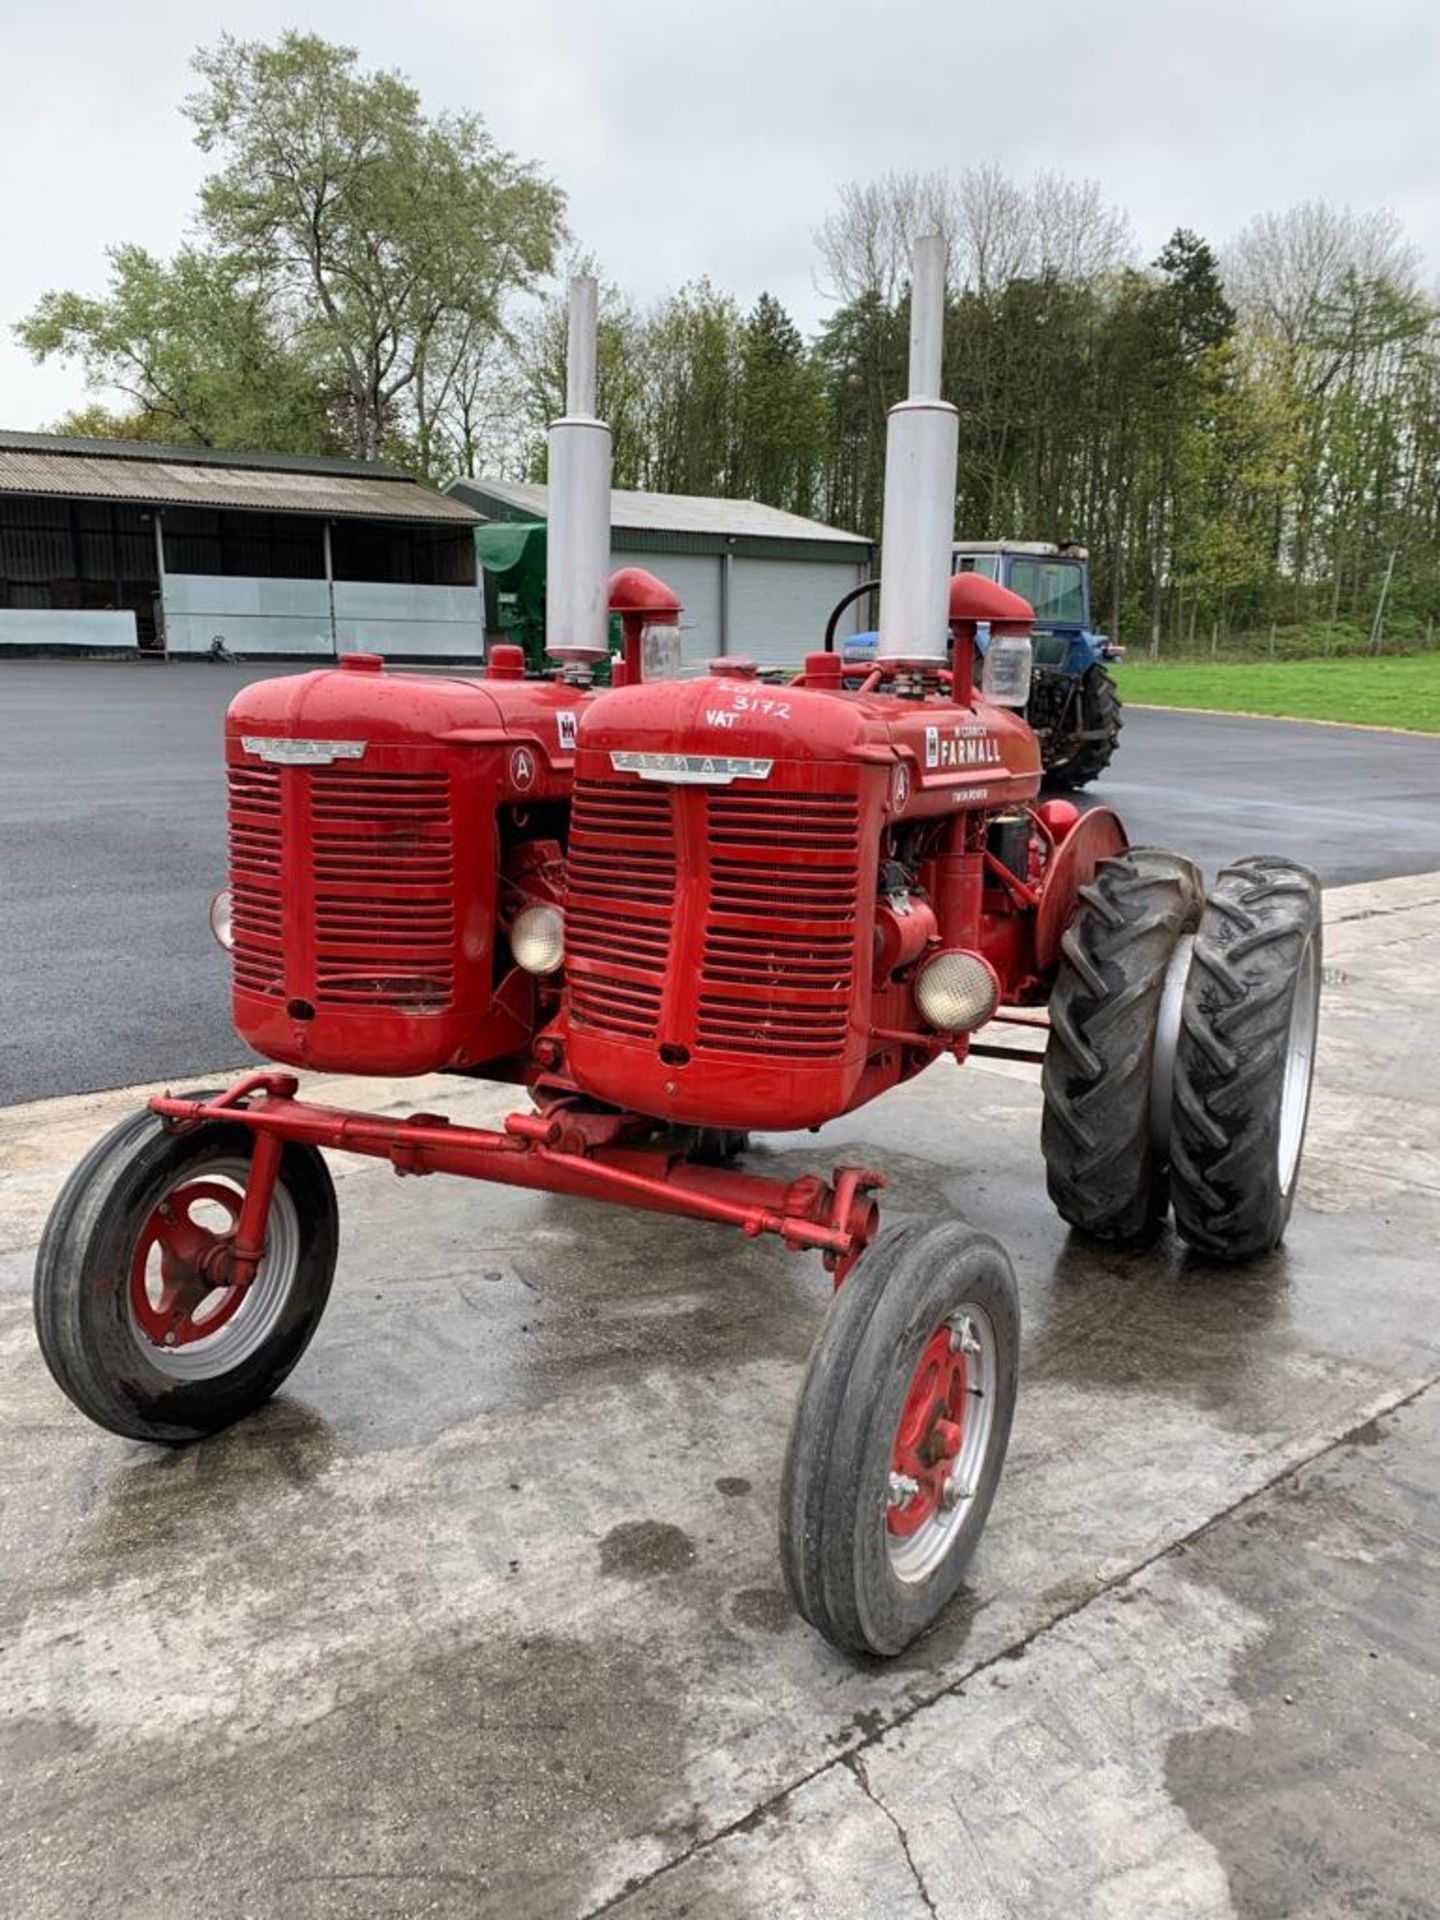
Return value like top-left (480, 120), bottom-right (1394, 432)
top-left (0, 0), bottom-right (1436, 429)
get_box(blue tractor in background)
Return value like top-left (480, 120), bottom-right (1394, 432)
top-left (952, 541), bottom-right (1124, 789)
top-left (841, 540), bottom-right (1125, 787)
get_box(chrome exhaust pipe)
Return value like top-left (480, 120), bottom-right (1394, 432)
top-left (546, 275), bottom-right (612, 663)
top-left (877, 235), bottom-right (959, 663)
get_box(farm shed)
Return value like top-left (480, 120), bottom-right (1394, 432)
top-left (447, 477), bottom-right (873, 667)
top-left (0, 431), bottom-right (483, 659)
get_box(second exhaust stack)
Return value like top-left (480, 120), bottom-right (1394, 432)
top-left (546, 275), bottom-right (612, 663)
top-left (877, 236), bottom-right (959, 663)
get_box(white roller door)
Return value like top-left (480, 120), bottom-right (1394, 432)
top-left (729, 558), bottom-right (865, 668)
top-left (614, 550), bottom-right (721, 665)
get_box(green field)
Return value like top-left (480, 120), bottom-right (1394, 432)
top-left (1113, 653), bottom-right (1440, 733)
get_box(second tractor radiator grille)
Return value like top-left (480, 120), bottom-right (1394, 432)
top-left (227, 765), bottom-right (284, 998)
top-left (309, 768), bottom-right (456, 1010)
top-left (226, 762), bottom-right (457, 1011)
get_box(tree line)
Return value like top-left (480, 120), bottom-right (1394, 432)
top-left (16, 36), bottom-right (1440, 649)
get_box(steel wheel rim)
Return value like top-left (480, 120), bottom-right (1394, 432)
top-left (885, 1301), bottom-right (998, 1585)
top-left (1150, 932), bottom-right (1194, 1159)
top-left (127, 1155), bottom-right (300, 1380)
top-left (1277, 937), bottom-right (1319, 1196)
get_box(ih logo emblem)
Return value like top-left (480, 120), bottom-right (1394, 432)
top-left (557, 711), bottom-right (578, 752)
top-left (925, 726), bottom-right (1002, 772)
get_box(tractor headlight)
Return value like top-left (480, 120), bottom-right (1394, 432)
top-left (511, 903), bottom-right (565, 975)
top-left (209, 888), bottom-right (234, 952)
top-left (915, 950), bottom-right (1000, 1032)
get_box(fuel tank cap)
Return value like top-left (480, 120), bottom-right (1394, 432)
top-left (707, 657), bottom-right (758, 677)
top-left (338, 652), bottom-right (385, 673)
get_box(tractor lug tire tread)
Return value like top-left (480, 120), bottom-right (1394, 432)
top-left (1169, 856), bottom-right (1322, 1262)
top-left (1041, 846), bottom-right (1204, 1242)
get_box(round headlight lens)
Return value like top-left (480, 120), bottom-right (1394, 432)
top-left (915, 949), bottom-right (999, 1032)
top-left (511, 903), bottom-right (565, 975)
top-left (209, 887), bottom-right (234, 952)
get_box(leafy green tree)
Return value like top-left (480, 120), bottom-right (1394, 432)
top-left (17, 32), bottom-right (564, 471)
top-left (734, 294), bottom-right (825, 514)
top-left (186, 32), bottom-right (565, 466)
top-left (17, 243), bottom-right (336, 451)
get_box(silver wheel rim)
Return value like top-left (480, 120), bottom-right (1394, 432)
top-left (128, 1155), bottom-right (301, 1381)
top-left (886, 1302), bottom-right (999, 1585)
top-left (1150, 931), bottom-right (1194, 1160)
top-left (1277, 937), bottom-right (1319, 1196)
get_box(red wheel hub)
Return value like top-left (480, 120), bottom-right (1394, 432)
top-left (128, 1180), bottom-right (249, 1350)
top-left (887, 1327), bottom-right (969, 1537)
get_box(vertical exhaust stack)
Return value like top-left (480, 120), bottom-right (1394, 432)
top-left (545, 275), bottom-right (612, 665)
top-left (877, 235), bottom-right (959, 663)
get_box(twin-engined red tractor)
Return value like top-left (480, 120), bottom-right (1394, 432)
top-left (35, 246), bottom-right (1323, 1657)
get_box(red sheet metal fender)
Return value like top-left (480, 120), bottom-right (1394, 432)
top-left (1034, 807), bottom-right (1129, 975)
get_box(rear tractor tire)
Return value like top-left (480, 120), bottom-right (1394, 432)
top-left (1044, 664), bottom-right (1123, 791)
top-left (1042, 847), bottom-right (1204, 1242)
top-left (779, 1219), bottom-right (1020, 1657)
top-left (34, 1105), bottom-right (338, 1443)
top-left (1169, 857), bottom-right (1322, 1261)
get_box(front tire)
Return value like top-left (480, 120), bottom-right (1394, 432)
top-left (779, 1220), bottom-right (1020, 1658)
top-left (1042, 848), bottom-right (1203, 1241)
top-left (34, 1107), bottom-right (338, 1442)
top-left (1170, 858), bottom-right (1322, 1260)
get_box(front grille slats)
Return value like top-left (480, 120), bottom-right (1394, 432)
top-left (564, 775), bottom-right (863, 1064)
top-left (226, 760), bottom-right (458, 1014)
top-left (308, 768), bottom-right (455, 1012)
top-left (565, 780), bottom-right (676, 1041)
top-left (227, 765), bottom-right (284, 996)
top-left (696, 790), bottom-right (859, 1061)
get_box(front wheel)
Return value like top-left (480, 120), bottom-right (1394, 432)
top-left (34, 1107), bottom-right (338, 1442)
top-left (779, 1220), bottom-right (1020, 1657)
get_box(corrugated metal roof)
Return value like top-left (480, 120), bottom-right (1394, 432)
top-left (450, 476), bottom-right (865, 545)
top-left (0, 432), bottom-right (479, 524)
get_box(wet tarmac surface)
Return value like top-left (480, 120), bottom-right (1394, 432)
top-left (1, 873), bottom-right (1438, 1918)
top-left (2, 658), bottom-right (1439, 1102)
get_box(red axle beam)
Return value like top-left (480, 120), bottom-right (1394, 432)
top-left (150, 1074), bottom-right (883, 1278)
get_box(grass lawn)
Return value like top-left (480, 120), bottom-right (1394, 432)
top-left (1113, 653), bottom-right (1440, 733)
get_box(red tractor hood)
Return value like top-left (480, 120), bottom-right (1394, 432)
top-left (576, 674), bottom-right (1041, 817)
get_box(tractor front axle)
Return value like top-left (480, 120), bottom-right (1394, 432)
top-left (149, 1074), bottom-right (884, 1281)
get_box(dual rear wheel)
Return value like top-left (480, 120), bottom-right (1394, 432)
top-left (1041, 848), bottom-right (1323, 1260)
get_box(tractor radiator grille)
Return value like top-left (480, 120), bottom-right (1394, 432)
top-left (566, 781), bottom-right (675, 1040)
top-left (696, 791), bottom-right (859, 1059)
top-left (226, 763), bottom-right (457, 1011)
top-left (308, 768), bottom-right (455, 1010)
top-left (564, 777), bottom-right (861, 1059)
top-left (227, 766), bottom-right (284, 998)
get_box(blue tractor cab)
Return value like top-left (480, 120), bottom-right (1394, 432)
top-left (951, 541), bottom-right (1123, 788)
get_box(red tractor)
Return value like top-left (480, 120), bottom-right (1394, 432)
top-left (33, 248), bottom-right (1322, 1657)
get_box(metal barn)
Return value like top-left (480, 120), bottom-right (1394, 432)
top-left (447, 477), bottom-right (874, 668)
top-left (0, 432), bottom-right (483, 659)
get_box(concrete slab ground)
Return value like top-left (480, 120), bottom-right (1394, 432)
top-left (2, 870), bottom-right (1438, 1919)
